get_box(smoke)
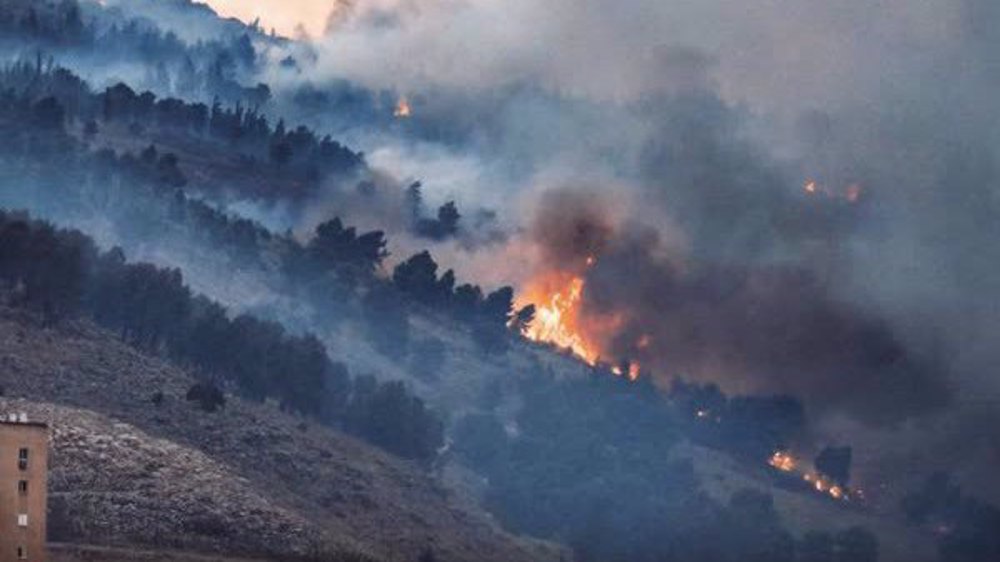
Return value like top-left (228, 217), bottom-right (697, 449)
top-left (201, 0), bottom-right (1000, 495)
top-left (261, 0), bottom-right (958, 109)
top-left (95, 0), bottom-right (273, 42)
top-left (530, 189), bottom-right (952, 427)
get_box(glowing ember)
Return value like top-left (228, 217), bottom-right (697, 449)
top-left (845, 183), bottom-right (862, 203)
top-left (627, 362), bottom-right (641, 381)
top-left (610, 362), bottom-right (641, 380)
top-left (769, 451), bottom-right (798, 472)
top-left (394, 96), bottom-right (412, 118)
top-left (803, 178), bottom-right (865, 204)
top-left (771, 450), bottom-right (852, 501)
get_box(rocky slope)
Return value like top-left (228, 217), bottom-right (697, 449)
top-left (0, 305), bottom-right (562, 562)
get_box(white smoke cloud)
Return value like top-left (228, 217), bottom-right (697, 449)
top-left (286, 0), bottom-right (961, 112)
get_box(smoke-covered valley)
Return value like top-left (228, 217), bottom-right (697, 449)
top-left (0, 1), bottom-right (998, 561)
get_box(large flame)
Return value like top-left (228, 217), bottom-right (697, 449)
top-left (520, 271), bottom-right (601, 364)
top-left (517, 258), bottom-right (638, 378)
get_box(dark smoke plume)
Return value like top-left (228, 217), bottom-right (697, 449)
top-left (532, 189), bottom-right (952, 426)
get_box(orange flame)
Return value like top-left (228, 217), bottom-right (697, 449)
top-left (394, 96), bottom-right (412, 118)
top-left (521, 273), bottom-right (601, 364)
top-left (610, 362), bottom-right (641, 380)
top-left (769, 451), bottom-right (798, 472)
top-left (517, 257), bottom-right (637, 379)
top-left (628, 362), bottom-right (641, 380)
top-left (771, 450), bottom-right (851, 501)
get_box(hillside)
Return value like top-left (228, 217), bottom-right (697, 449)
top-left (0, 2), bottom-right (985, 560)
top-left (672, 443), bottom-right (937, 562)
top-left (0, 304), bottom-right (563, 562)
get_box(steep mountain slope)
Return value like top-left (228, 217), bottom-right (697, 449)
top-left (0, 304), bottom-right (563, 562)
top-left (672, 443), bottom-right (937, 562)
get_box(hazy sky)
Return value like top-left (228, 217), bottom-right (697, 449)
top-left (204, 0), bottom-right (333, 37)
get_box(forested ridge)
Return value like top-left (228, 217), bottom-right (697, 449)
top-left (0, 209), bottom-right (443, 461)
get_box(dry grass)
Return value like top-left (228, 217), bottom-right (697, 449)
top-left (0, 306), bottom-right (563, 562)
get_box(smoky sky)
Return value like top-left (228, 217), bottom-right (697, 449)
top-left (194, 0), bottom-right (1000, 493)
top-left (253, 0), bottom-right (1000, 407)
top-left (531, 188), bottom-right (953, 427)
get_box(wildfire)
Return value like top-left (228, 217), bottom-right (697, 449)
top-left (611, 363), bottom-right (641, 381)
top-left (394, 96), bottom-right (412, 118)
top-left (769, 451), bottom-right (798, 472)
top-left (517, 256), bottom-right (639, 379)
top-left (522, 274), bottom-right (601, 364)
top-left (769, 450), bottom-right (852, 502)
top-left (802, 179), bottom-right (864, 203)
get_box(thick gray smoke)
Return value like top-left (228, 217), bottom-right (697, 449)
top-left (531, 189), bottom-right (952, 426)
top-left (237, 0), bottom-right (1000, 495)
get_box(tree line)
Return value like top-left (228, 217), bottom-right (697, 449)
top-left (0, 58), bottom-right (364, 200)
top-left (0, 59), bottom-right (493, 340)
top-left (0, 0), bottom-right (272, 105)
top-left (0, 210), bottom-right (443, 461)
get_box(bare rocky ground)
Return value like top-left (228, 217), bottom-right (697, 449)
top-left (0, 305), bottom-right (563, 562)
top-left (50, 544), bottom-right (266, 561)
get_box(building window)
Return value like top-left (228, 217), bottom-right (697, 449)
top-left (18, 448), bottom-right (28, 470)
top-left (17, 514), bottom-right (28, 527)
top-left (17, 480), bottom-right (28, 494)
top-left (17, 546), bottom-right (26, 559)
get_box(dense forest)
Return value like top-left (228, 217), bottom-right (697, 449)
top-left (0, 0), bottom-right (271, 104)
top-left (0, 60), bottom-right (519, 352)
top-left (0, 209), bottom-right (443, 461)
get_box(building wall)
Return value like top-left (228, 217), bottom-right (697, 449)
top-left (0, 422), bottom-right (48, 562)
